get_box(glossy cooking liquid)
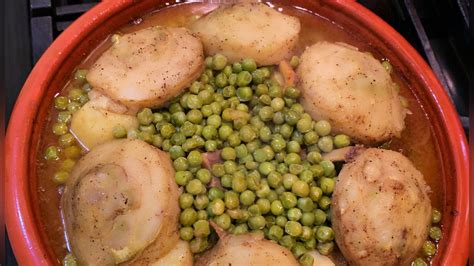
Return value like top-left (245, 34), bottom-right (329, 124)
top-left (36, 2), bottom-right (444, 264)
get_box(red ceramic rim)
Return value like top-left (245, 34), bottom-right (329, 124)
top-left (5, 0), bottom-right (468, 265)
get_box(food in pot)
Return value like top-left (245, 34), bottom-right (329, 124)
top-left (297, 42), bottom-right (408, 144)
top-left (87, 26), bottom-right (204, 111)
top-left (191, 2), bottom-right (300, 65)
top-left (331, 148), bottom-right (432, 265)
top-left (35, 2), bottom-right (444, 266)
top-left (61, 139), bottom-right (180, 265)
top-left (195, 233), bottom-right (299, 265)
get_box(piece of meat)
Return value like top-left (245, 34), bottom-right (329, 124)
top-left (279, 60), bottom-right (297, 87)
top-left (331, 148), bottom-right (431, 266)
top-left (202, 150), bottom-right (222, 169)
top-left (297, 42), bottom-right (409, 144)
top-left (87, 26), bottom-right (204, 111)
top-left (191, 2), bottom-right (300, 65)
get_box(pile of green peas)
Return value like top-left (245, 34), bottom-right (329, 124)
top-left (411, 208), bottom-right (443, 266)
top-left (44, 69), bottom-right (90, 185)
top-left (116, 53), bottom-right (352, 265)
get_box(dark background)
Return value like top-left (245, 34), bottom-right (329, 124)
top-left (4, 0), bottom-right (472, 265)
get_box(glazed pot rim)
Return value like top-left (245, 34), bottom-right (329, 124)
top-left (5, 0), bottom-right (469, 265)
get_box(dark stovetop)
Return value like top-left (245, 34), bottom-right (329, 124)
top-left (4, 0), bottom-right (472, 265)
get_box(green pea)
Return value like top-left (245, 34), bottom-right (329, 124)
top-left (219, 147), bottom-right (234, 161)
top-left (315, 120), bottom-right (331, 136)
top-left (284, 86), bottom-right (300, 99)
top-left (319, 160), bottom-right (334, 177)
top-left (236, 86), bottom-right (253, 102)
top-left (62, 253), bottom-right (77, 266)
top-left (269, 200), bottom-right (283, 216)
top-left (256, 162), bottom-right (273, 176)
top-left (194, 195), bottom-right (209, 210)
top-left (204, 140), bottom-right (218, 152)
top-left (266, 190), bottom-right (278, 202)
top-left (127, 129), bottom-right (139, 139)
top-left (334, 134), bottom-right (350, 148)
top-left (314, 209), bottom-right (327, 225)
top-left (190, 237), bottom-right (208, 254)
top-left (317, 241), bottom-right (334, 255)
top-left (202, 125), bottom-right (217, 140)
top-left (287, 208), bottom-right (302, 221)
top-left (212, 54), bottom-right (227, 70)
top-left (179, 227), bottom-right (194, 241)
top-left (230, 62), bottom-right (242, 73)
top-left (291, 180), bottom-right (309, 197)
top-left (187, 109), bottom-right (203, 124)
top-left (250, 149), bottom-right (265, 163)
top-left (186, 150), bottom-right (202, 167)
top-left (224, 160), bottom-right (238, 174)
top-left (242, 58), bottom-right (257, 72)
top-left (232, 175), bottom-right (247, 193)
top-left (303, 131), bottom-right (319, 145)
top-left (232, 224), bottom-right (249, 235)
top-left (301, 212), bottom-right (315, 226)
top-left (54, 96), bottom-right (69, 110)
top-left (280, 192), bottom-right (297, 209)
top-left (135, 108), bottom-right (153, 126)
top-left (422, 240), bottom-right (436, 257)
top-left (268, 225), bottom-right (284, 241)
top-left (193, 219), bottom-right (211, 238)
top-left (285, 153), bottom-right (301, 165)
top-left (67, 102), bottom-right (81, 113)
top-left (411, 258), bottom-right (428, 266)
top-left (60, 159), bottom-right (75, 172)
top-left (207, 198), bottom-right (225, 216)
top-left (318, 196), bottom-right (331, 210)
top-left (160, 123), bottom-right (175, 138)
top-left (240, 190), bottom-right (256, 206)
top-left (289, 55), bottom-right (300, 68)
top-left (292, 242), bottom-right (307, 258)
top-left (186, 179), bottom-right (203, 195)
top-left (256, 199), bottom-right (271, 214)
top-left (211, 163), bottom-right (225, 177)
top-left (215, 72), bottom-right (228, 88)
top-left (297, 197), bottom-right (314, 213)
top-left (151, 135), bottom-right (163, 148)
top-left (180, 208), bottom-right (198, 226)
top-left (52, 122), bottom-right (68, 136)
top-left (234, 144), bottom-right (248, 159)
top-left (429, 226), bottom-right (442, 241)
top-left (187, 95), bottom-right (202, 109)
top-left (307, 151), bottom-right (322, 164)
top-left (279, 235), bottom-right (296, 249)
top-left (267, 171), bottom-right (282, 188)
top-left (57, 111), bottom-right (72, 124)
top-left (173, 157), bottom-right (188, 171)
top-left (432, 209), bottom-right (442, 223)
top-left (239, 125), bottom-right (256, 143)
top-left (318, 136), bottom-right (334, 153)
top-left (248, 204), bottom-right (261, 216)
top-left (316, 226), bottom-right (334, 242)
top-left (299, 253), bottom-right (314, 266)
top-left (282, 173), bottom-right (297, 190)
top-left (174, 171), bottom-right (192, 186)
top-left (320, 177), bottom-right (335, 195)
top-left (285, 221), bottom-right (302, 237)
top-left (63, 146), bottom-right (81, 159)
top-left (52, 170), bottom-right (69, 184)
top-left (249, 215), bottom-right (266, 230)
top-left (271, 137), bottom-right (286, 152)
top-left (215, 213), bottom-right (231, 230)
top-left (224, 191), bottom-right (240, 209)
top-left (299, 170), bottom-right (313, 183)
top-left (206, 188), bottom-right (223, 202)
top-left (179, 193), bottom-right (194, 209)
